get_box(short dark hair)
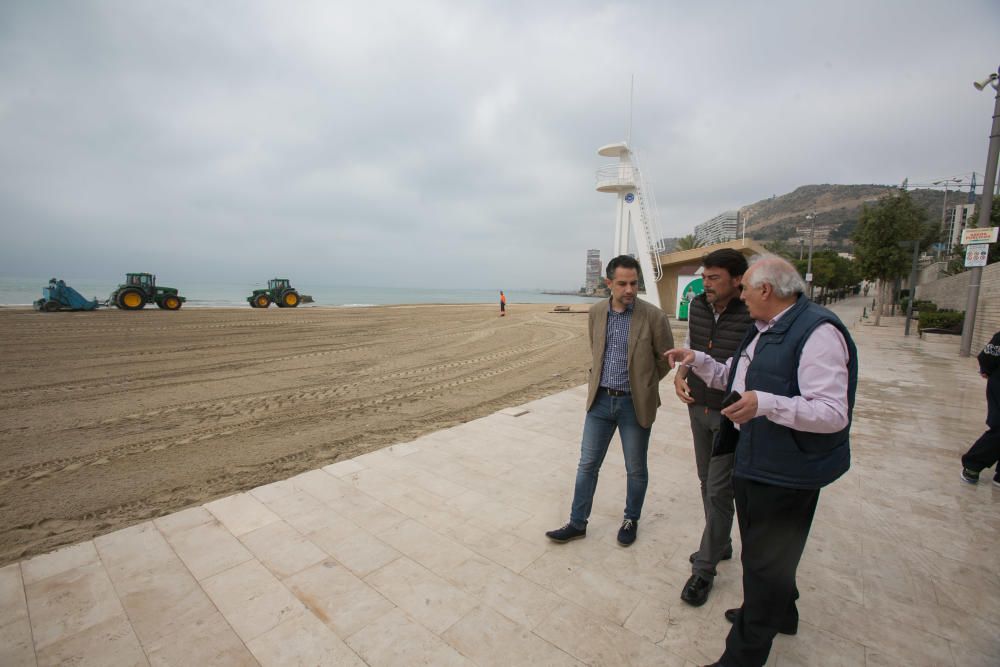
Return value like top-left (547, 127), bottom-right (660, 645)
top-left (605, 255), bottom-right (641, 280)
top-left (702, 249), bottom-right (748, 277)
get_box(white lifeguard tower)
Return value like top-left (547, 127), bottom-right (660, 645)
top-left (595, 142), bottom-right (666, 309)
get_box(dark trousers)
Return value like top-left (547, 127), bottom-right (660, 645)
top-left (688, 405), bottom-right (735, 579)
top-left (720, 477), bottom-right (820, 667)
top-left (962, 428), bottom-right (1000, 472)
top-left (963, 374), bottom-right (1000, 473)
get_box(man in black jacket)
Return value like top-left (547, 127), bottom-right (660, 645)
top-left (961, 330), bottom-right (1000, 486)
top-left (675, 249), bottom-right (752, 607)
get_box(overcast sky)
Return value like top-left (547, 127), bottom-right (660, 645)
top-left (1, 1), bottom-right (998, 289)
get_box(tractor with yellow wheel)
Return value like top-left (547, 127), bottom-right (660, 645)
top-left (109, 273), bottom-right (186, 310)
top-left (248, 278), bottom-right (300, 308)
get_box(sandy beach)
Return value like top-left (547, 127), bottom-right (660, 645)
top-left (0, 304), bottom-right (602, 565)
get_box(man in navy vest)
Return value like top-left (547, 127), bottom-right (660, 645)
top-left (666, 255), bottom-right (858, 667)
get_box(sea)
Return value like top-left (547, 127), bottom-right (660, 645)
top-left (0, 277), bottom-right (601, 308)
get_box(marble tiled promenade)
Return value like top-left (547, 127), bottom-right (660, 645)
top-left (2, 301), bottom-right (998, 666)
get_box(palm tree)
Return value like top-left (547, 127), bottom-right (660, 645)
top-left (675, 234), bottom-right (702, 251)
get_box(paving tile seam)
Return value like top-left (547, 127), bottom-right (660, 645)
top-left (287, 465), bottom-right (663, 661)
top-left (11, 562), bottom-right (40, 667)
top-left (108, 520), bottom-right (258, 665)
top-left (22, 552), bottom-right (126, 659)
top-left (222, 481), bottom-right (406, 659)
top-left (271, 566), bottom-right (388, 662)
top-left (230, 553), bottom-right (375, 649)
top-left (91, 543), bottom-right (158, 666)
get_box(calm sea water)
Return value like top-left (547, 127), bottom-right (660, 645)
top-left (0, 277), bottom-right (601, 308)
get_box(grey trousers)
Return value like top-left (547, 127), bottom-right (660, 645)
top-left (688, 404), bottom-right (735, 581)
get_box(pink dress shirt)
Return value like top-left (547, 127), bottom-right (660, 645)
top-left (689, 304), bottom-right (850, 434)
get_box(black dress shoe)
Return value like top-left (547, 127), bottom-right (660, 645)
top-left (617, 518), bottom-right (638, 546)
top-left (724, 607), bottom-right (797, 635)
top-left (545, 523), bottom-right (586, 543)
top-left (689, 547), bottom-right (733, 564)
top-left (680, 574), bottom-right (713, 606)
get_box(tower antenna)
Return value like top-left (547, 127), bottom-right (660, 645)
top-left (627, 74), bottom-right (634, 146)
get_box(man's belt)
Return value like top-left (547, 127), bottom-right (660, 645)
top-left (601, 387), bottom-right (631, 396)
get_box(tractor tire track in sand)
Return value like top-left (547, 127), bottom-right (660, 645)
top-left (0, 304), bottom-right (593, 564)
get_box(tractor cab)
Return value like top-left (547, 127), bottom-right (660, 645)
top-left (269, 278), bottom-right (290, 291)
top-left (127, 273), bottom-right (156, 294)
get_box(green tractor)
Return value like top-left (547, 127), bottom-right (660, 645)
top-left (248, 278), bottom-right (301, 308)
top-left (109, 273), bottom-right (186, 311)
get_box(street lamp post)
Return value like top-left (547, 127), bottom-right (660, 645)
top-left (960, 67), bottom-right (1000, 357)
top-left (933, 177), bottom-right (962, 256)
top-left (902, 240), bottom-right (920, 336)
top-left (805, 213), bottom-right (816, 299)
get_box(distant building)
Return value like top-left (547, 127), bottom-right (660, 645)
top-left (585, 249), bottom-right (602, 293)
top-left (694, 211), bottom-right (739, 246)
top-left (794, 225), bottom-right (831, 247)
top-left (945, 203), bottom-right (976, 253)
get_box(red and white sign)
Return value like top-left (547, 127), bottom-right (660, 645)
top-left (961, 227), bottom-right (999, 245)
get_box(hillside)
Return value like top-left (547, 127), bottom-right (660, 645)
top-left (741, 184), bottom-right (968, 251)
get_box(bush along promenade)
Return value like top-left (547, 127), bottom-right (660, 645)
top-left (913, 300), bottom-right (965, 335)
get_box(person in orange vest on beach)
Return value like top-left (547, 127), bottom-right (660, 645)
top-left (499, 290), bottom-right (506, 317)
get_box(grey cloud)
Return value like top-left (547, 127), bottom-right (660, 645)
top-left (1, 1), bottom-right (998, 289)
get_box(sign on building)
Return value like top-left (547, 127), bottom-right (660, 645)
top-left (961, 227), bottom-right (999, 245)
top-left (675, 276), bottom-right (703, 320)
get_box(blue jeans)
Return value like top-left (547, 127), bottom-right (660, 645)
top-left (569, 392), bottom-right (652, 528)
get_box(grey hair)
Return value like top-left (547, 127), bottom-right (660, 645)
top-left (745, 254), bottom-right (806, 298)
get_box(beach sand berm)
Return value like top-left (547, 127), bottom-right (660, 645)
top-left (0, 304), bottom-right (593, 565)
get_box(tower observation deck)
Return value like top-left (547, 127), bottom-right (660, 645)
top-left (595, 142), bottom-right (665, 308)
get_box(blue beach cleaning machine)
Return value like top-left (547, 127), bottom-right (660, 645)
top-left (33, 278), bottom-right (101, 312)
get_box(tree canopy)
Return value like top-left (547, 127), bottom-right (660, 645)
top-left (675, 234), bottom-right (702, 251)
top-left (968, 196), bottom-right (1000, 229)
top-left (792, 250), bottom-right (861, 293)
top-left (852, 191), bottom-right (929, 282)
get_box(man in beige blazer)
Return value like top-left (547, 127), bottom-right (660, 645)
top-left (546, 255), bottom-right (674, 546)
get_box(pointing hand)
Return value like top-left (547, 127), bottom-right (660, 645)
top-left (664, 348), bottom-right (695, 369)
